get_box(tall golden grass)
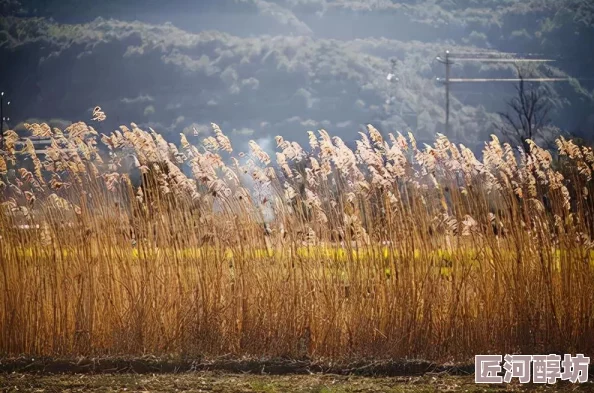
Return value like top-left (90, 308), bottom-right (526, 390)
top-left (1, 120), bottom-right (593, 362)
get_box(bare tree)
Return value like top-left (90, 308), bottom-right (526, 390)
top-left (497, 70), bottom-right (554, 151)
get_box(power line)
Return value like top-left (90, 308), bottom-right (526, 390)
top-left (434, 51), bottom-right (567, 139)
top-left (445, 77), bottom-right (571, 83)
top-left (449, 58), bottom-right (555, 63)
top-left (447, 51), bottom-right (549, 59)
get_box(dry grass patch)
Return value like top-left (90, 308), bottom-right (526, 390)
top-left (1, 121), bottom-right (594, 361)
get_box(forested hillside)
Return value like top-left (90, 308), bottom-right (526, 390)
top-left (1, 0), bottom-right (593, 148)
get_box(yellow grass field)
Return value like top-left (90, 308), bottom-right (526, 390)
top-left (1, 121), bottom-right (594, 362)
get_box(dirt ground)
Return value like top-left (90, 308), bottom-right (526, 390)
top-left (1, 372), bottom-right (592, 393)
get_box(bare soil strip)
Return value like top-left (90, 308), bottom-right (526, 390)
top-left (0, 357), bottom-right (474, 376)
top-left (2, 372), bottom-right (593, 392)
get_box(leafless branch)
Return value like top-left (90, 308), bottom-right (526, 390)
top-left (496, 68), bottom-right (555, 150)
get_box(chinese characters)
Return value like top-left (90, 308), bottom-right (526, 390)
top-left (475, 354), bottom-right (590, 384)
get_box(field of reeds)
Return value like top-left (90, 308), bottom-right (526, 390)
top-left (1, 119), bottom-right (594, 362)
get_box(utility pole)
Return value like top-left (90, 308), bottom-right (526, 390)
top-left (384, 58), bottom-right (418, 132)
top-left (436, 51), bottom-right (453, 138)
top-left (435, 52), bottom-right (566, 141)
top-left (386, 58), bottom-right (399, 99)
top-left (375, 58), bottom-right (399, 141)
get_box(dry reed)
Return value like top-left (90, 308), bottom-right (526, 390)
top-left (1, 120), bottom-right (594, 362)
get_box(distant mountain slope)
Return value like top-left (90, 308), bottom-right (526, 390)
top-left (0, 0), bottom-right (593, 146)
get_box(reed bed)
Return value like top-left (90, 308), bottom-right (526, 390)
top-left (1, 120), bottom-right (594, 362)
